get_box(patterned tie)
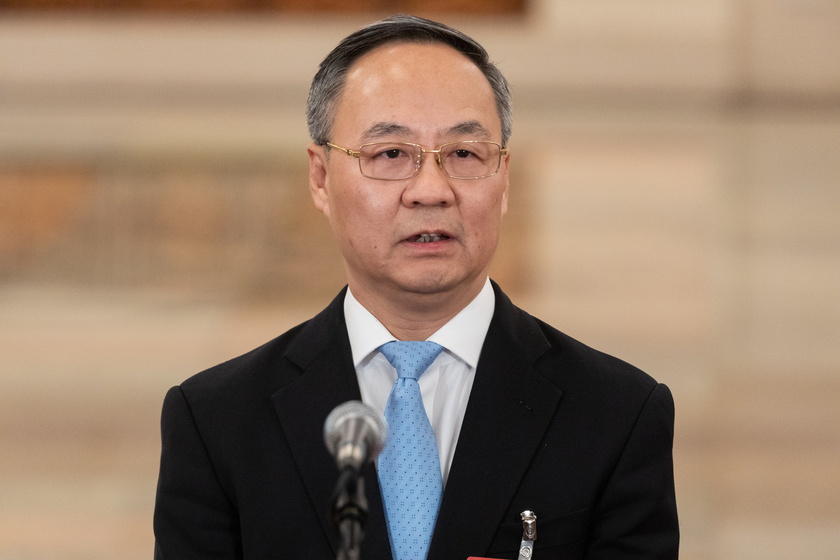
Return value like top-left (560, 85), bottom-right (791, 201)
top-left (377, 341), bottom-right (445, 560)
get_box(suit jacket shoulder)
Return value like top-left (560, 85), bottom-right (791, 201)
top-left (492, 280), bottom-right (660, 406)
top-left (154, 288), bottom-right (361, 560)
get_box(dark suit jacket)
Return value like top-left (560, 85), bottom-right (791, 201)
top-left (154, 282), bottom-right (679, 559)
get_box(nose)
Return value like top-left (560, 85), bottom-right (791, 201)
top-left (401, 152), bottom-right (455, 207)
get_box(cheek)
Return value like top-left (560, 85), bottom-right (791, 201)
top-left (345, 189), bottom-right (394, 226)
top-left (331, 191), bottom-right (387, 242)
top-left (467, 190), bottom-right (507, 224)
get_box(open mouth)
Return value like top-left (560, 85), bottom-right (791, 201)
top-left (410, 233), bottom-right (451, 243)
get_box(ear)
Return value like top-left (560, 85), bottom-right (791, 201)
top-left (307, 143), bottom-right (330, 218)
top-left (500, 151), bottom-right (510, 216)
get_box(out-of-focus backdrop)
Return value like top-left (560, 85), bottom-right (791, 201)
top-left (1, 1), bottom-right (839, 558)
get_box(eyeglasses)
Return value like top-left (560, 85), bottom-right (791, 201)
top-left (325, 141), bottom-right (508, 181)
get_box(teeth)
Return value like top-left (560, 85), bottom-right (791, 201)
top-left (416, 233), bottom-right (447, 243)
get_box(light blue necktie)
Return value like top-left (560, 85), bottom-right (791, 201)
top-left (378, 341), bottom-right (445, 560)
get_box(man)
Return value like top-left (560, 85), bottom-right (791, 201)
top-left (154, 15), bottom-right (679, 560)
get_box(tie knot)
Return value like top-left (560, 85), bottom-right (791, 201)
top-left (379, 341), bottom-right (444, 381)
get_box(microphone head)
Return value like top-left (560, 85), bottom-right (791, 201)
top-left (323, 401), bottom-right (388, 471)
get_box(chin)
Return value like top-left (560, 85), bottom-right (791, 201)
top-left (394, 271), bottom-right (474, 297)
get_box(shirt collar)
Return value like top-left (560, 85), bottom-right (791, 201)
top-left (344, 278), bottom-right (495, 369)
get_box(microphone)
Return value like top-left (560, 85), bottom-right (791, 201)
top-left (323, 401), bottom-right (388, 560)
top-left (323, 400), bottom-right (388, 473)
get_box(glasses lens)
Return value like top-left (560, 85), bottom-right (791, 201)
top-left (440, 142), bottom-right (501, 179)
top-left (358, 143), bottom-right (419, 180)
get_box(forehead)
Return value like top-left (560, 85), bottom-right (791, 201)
top-left (333, 42), bottom-right (501, 141)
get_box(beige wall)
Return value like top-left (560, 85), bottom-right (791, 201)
top-left (1, 1), bottom-right (839, 558)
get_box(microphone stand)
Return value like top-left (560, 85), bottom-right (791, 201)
top-left (332, 466), bottom-right (368, 560)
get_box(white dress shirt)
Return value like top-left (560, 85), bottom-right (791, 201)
top-left (344, 278), bottom-right (495, 485)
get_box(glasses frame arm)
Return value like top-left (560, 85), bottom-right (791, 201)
top-left (325, 142), bottom-right (361, 159)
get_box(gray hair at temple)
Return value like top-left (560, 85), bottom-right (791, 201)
top-left (306, 14), bottom-right (512, 148)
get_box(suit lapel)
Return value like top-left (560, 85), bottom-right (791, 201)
top-left (428, 285), bottom-right (563, 560)
top-left (269, 290), bottom-right (391, 560)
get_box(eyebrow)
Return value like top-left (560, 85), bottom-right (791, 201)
top-left (360, 120), bottom-right (493, 142)
top-left (446, 120), bottom-right (492, 139)
top-left (361, 122), bottom-right (412, 141)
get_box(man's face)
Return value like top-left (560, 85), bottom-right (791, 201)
top-left (308, 42), bottom-right (509, 303)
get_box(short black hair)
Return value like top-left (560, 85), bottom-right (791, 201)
top-left (306, 14), bottom-right (512, 147)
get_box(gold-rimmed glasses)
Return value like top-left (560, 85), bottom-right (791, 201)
top-left (325, 141), bottom-right (508, 181)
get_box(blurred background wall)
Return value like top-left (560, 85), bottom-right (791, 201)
top-left (1, 1), bottom-right (839, 558)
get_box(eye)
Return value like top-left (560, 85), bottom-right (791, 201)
top-left (452, 149), bottom-right (477, 159)
top-left (367, 146), bottom-right (411, 161)
top-left (381, 149), bottom-right (404, 159)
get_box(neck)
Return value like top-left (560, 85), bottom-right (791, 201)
top-left (349, 279), bottom-right (486, 341)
